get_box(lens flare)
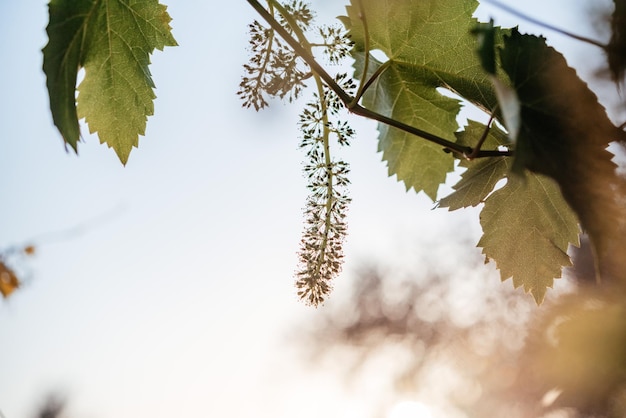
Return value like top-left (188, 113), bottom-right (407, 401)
top-left (387, 401), bottom-right (434, 418)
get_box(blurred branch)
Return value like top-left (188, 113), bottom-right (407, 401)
top-left (24, 203), bottom-right (126, 249)
top-left (1, 204), bottom-right (125, 300)
top-left (483, 0), bottom-right (606, 48)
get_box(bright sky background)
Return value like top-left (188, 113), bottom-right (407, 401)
top-left (0, 1), bottom-right (614, 418)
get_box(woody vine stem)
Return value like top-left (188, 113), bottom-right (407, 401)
top-left (245, 0), bottom-right (514, 159)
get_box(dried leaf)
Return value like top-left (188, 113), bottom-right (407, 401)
top-left (0, 262), bottom-right (20, 298)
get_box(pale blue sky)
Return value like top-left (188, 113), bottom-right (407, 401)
top-left (0, 1), bottom-right (612, 417)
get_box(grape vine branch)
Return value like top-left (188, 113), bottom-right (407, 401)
top-left (246, 0), bottom-right (513, 159)
top-left (240, 0), bottom-right (626, 305)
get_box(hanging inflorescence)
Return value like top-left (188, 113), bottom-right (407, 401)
top-left (238, 1), bottom-right (313, 110)
top-left (295, 74), bottom-right (355, 306)
top-left (239, 1), bottom-right (356, 305)
top-left (316, 25), bottom-right (354, 64)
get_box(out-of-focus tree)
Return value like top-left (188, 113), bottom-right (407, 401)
top-left (297, 237), bottom-right (626, 417)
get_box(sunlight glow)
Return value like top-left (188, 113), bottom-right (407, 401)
top-left (387, 401), bottom-right (434, 418)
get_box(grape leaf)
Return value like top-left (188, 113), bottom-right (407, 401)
top-left (500, 29), bottom-right (626, 282)
top-left (439, 121), bottom-right (580, 302)
top-left (438, 120), bottom-right (510, 210)
top-left (43, 0), bottom-right (177, 164)
top-left (342, 0), bottom-right (506, 200)
top-left (478, 173), bottom-right (580, 304)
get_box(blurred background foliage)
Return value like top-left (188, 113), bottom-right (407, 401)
top-left (295, 235), bottom-right (626, 418)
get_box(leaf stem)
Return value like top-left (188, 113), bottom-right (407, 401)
top-left (358, 60), bottom-right (391, 100)
top-left (466, 110), bottom-right (496, 159)
top-left (246, 0), bottom-right (511, 159)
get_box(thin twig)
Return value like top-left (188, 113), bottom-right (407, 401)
top-left (246, 0), bottom-right (512, 159)
top-left (358, 60), bottom-right (391, 100)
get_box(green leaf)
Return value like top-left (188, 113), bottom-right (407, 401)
top-left (490, 76), bottom-right (520, 142)
top-left (42, 0), bottom-right (94, 152)
top-left (500, 29), bottom-right (626, 282)
top-left (472, 18), bottom-right (496, 75)
top-left (343, 0), bottom-right (506, 200)
top-left (478, 172), bottom-right (580, 304)
top-left (439, 121), bottom-right (580, 302)
top-left (43, 0), bottom-right (177, 164)
top-left (438, 120), bottom-right (510, 210)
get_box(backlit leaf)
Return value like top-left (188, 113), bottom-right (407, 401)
top-left (440, 121), bottom-right (580, 302)
top-left (43, 0), bottom-right (177, 164)
top-left (479, 173), bottom-right (580, 304)
top-left (342, 0), bottom-right (507, 200)
top-left (438, 120), bottom-right (510, 210)
top-left (500, 29), bottom-right (626, 282)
